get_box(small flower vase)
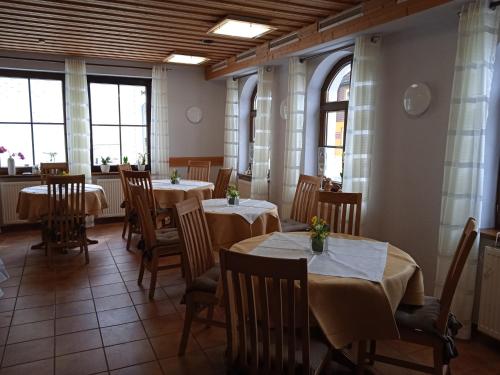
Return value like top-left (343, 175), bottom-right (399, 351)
top-left (227, 197), bottom-right (239, 206)
top-left (7, 157), bottom-right (16, 176)
top-left (311, 237), bottom-right (324, 253)
top-left (100, 164), bottom-right (110, 173)
top-left (137, 164), bottom-right (145, 171)
top-left (170, 177), bottom-right (180, 184)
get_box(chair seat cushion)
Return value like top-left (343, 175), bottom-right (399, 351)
top-left (281, 219), bottom-right (309, 233)
top-left (187, 264), bottom-right (220, 294)
top-left (155, 228), bottom-right (180, 246)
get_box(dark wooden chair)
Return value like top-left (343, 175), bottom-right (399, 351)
top-left (213, 167), bottom-right (233, 198)
top-left (219, 248), bottom-right (330, 374)
top-left (117, 163), bottom-right (132, 239)
top-left (317, 191), bottom-right (362, 236)
top-left (40, 162), bottom-right (69, 184)
top-left (281, 174), bottom-right (322, 232)
top-left (174, 197), bottom-right (224, 356)
top-left (363, 217), bottom-right (478, 375)
top-left (187, 160), bottom-right (211, 182)
top-left (44, 174), bottom-right (88, 267)
top-left (129, 184), bottom-right (182, 299)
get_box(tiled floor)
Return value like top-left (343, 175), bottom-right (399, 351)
top-left (0, 223), bottom-right (498, 375)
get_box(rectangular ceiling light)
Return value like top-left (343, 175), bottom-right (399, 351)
top-left (208, 18), bottom-right (275, 39)
top-left (164, 54), bottom-right (208, 64)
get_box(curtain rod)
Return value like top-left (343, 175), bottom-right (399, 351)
top-left (299, 43), bottom-right (355, 63)
top-left (232, 71), bottom-right (257, 81)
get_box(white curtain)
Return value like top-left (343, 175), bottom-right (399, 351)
top-left (435, 0), bottom-right (499, 339)
top-left (65, 59), bottom-right (91, 181)
top-left (343, 36), bottom-right (381, 225)
top-left (151, 64), bottom-right (170, 178)
top-left (282, 57), bottom-right (306, 218)
top-left (224, 78), bottom-right (239, 180)
top-left (251, 66), bottom-right (273, 200)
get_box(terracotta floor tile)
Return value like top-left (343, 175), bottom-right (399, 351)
top-left (17, 282), bottom-right (55, 297)
top-left (100, 321), bottom-right (146, 347)
top-left (7, 319), bottom-right (54, 344)
top-left (150, 331), bottom-right (200, 359)
top-left (15, 293), bottom-right (55, 310)
top-left (55, 328), bottom-right (103, 356)
top-left (0, 277), bottom-right (21, 288)
top-left (4, 267), bottom-right (23, 277)
top-left (129, 288), bottom-right (168, 305)
top-left (11, 305), bottom-right (55, 325)
top-left (191, 324), bottom-right (226, 350)
top-left (112, 254), bottom-right (139, 265)
top-left (0, 299), bottom-right (16, 313)
top-left (159, 351), bottom-right (216, 375)
top-left (55, 287), bottom-right (93, 304)
top-left (0, 311), bottom-right (13, 328)
top-left (118, 270), bottom-right (141, 282)
top-left (90, 273), bottom-right (123, 287)
top-left (91, 282), bottom-right (128, 299)
top-left (142, 314), bottom-right (184, 338)
top-left (56, 312), bottom-right (99, 335)
top-left (88, 265), bottom-right (120, 276)
top-left (204, 345), bottom-right (226, 373)
top-left (55, 348), bottom-right (108, 375)
top-left (135, 299), bottom-right (176, 320)
top-left (56, 299), bottom-right (95, 318)
top-left (97, 306), bottom-right (139, 327)
top-left (0, 358), bottom-right (54, 375)
top-left (2, 337), bottom-right (54, 367)
top-left (116, 262), bottom-right (139, 272)
top-left (94, 293), bottom-right (133, 312)
top-left (0, 327), bottom-right (8, 346)
top-left (0, 287), bottom-right (18, 299)
top-left (109, 361), bottom-right (163, 375)
top-left (104, 339), bottom-right (156, 370)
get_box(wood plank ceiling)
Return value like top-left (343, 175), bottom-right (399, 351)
top-left (0, 0), bottom-right (363, 66)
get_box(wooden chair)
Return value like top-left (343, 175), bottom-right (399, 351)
top-left (40, 162), bottom-right (69, 184)
top-left (317, 191), bottom-right (362, 236)
top-left (213, 167), bottom-right (232, 198)
top-left (173, 197), bottom-right (224, 356)
top-left (187, 160), bottom-right (211, 182)
top-left (129, 184), bottom-right (182, 299)
top-left (117, 164), bottom-right (132, 239)
top-left (281, 174), bottom-right (322, 232)
top-left (364, 217), bottom-right (478, 375)
top-left (44, 174), bottom-right (88, 267)
top-left (219, 249), bottom-right (330, 374)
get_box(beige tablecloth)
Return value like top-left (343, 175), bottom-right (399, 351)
top-left (230, 232), bottom-right (424, 349)
top-left (202, 199), bottom-right (281, 251)
top-left (152, 179), bottom-right (214, 208)
top-left (17, 184), bottom-right (108, 221)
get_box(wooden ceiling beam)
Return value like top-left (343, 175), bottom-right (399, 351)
top-left (205, 0), bottom-right (452, 79)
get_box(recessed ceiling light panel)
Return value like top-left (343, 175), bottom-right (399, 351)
top-left (208, 18), bottom-right (276, 39)
top-left (164, 54), bottom-right (208, 65)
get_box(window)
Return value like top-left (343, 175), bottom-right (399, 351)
top-left (88, 76), bottom-right (151, 171)
top-left (319, 56), bottom-right (352, 183)
top-left (249, 86), bottom-right (257, 143)
top-left (0, 70), bottom-right (66, 167)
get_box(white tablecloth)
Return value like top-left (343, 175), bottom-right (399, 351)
top-left (202, 198), bottom-right (277, 224)
top-left (152, 179), bottom-right (214, 192)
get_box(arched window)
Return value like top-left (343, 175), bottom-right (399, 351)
top-left (318, 55), bottom-right (352, 183)
top-left (249, 85), bottom-right (257, 143)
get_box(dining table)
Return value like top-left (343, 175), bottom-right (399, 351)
top-left (152, 179), bottom-right (214, 209)
top-left (202, 198), bottom-right (281, 251)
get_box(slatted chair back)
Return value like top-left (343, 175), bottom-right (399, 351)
top-left (117, 164), bottom-right (132, 202)
top-left (173, 197), bottom-right (215, 288)
top-left (129, 184), bottom-right (157, 251)
top-left (220, 249), bottom-right (310, 375)
top-left (187, 160), bottom-right (211, 182)
top-left (46, 175), bottom-right (86, 245)
top-left (213, 168), bottom-right (232, 198)
top-left (436, 217), bottom-right (477, 334)
top-left (317, 191), bottom-right (362, 236)
top-left (290, 174), bottom-right (322, 223)
top-left (122, 170), bottom-right (156, 214)
top-left (40, 162), bottom-right (69, 184)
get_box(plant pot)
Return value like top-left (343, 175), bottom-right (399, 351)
top-left (137, 164), bottom-right (146, 171)
top-left (311, 237), bottom-right (324, 253)
top-left (100, 164), bottom-right (110, 173)
top-left (227, 197), bottom-right (239, 206)
top-left (170, 178), bottom-right (180, 184)
top-left (7, 157), bottom-right (16, 176)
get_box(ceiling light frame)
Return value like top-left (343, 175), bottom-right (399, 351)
top-left (207, 16), bottom-right (277, 39)
top-left (163, 53), bottom-right (209, 65)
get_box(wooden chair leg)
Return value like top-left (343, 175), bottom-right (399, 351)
top-left (368, 340), bottom-right (376, 365)
top-left (206, 304), bottom-right (214, 327)
top-left (148, 263), bottom-right (158, 300)
top-left (121, 215), bottom-right (128, 239)
top-left (126, 227), bottom-right (133, 251)
top-left (84, 241), bottom-right (89, 264)
top-left (138, 254), bottom-right (145, 285)
top-left (433, 346), bottom-right (444, 375)
top-left (356, 340), bottom-right (367, 375)
top-left (178, 297), bottom-right (195, 356)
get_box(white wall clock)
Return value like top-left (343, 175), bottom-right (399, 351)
top-left (186, 106), bottom-right (203, 124)
top-left (403, 83), bottom-right (431, 117)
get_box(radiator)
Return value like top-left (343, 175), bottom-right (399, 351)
top-left (96, 179), bottom-right (125, 218)
top-left (0, 181), bottom-right (41, 225)
top-left (478, 246), bottom-right (500, 340)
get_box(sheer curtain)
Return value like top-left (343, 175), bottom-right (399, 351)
top-left (224, 78), bottom-right (239, 180)
top-left (343, 35), bottom-right (381, 225)
top-left (251, 66), bottom-right (273, 200)
top-left (150, 64), bottom-right (170, 178)
top-left (435, 0), bottom-right (499, 339)
top-left (65, 58), bottom-right (91, 181)
top-left (282, 57), bottom-right (306, 218)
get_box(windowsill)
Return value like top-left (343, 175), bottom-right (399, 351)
top-left (480, 228), bottom-right (499, 240)
top-left (238, 173), bottom-right (252, 182)
top-left (91, 172), bottom-right (120, 176)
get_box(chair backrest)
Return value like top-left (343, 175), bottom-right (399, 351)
top-left (436, 217), bottom-right (477, 334)
top-left (46, 174), bottom-right (86, 242)
top-left (220, 249), bottom-right (311, 374)
top-left (290, 174), bottom-right (322, 223)
top-left (213, 168), bottom-right (232, 198)
top-left (173, 197), bottom-right (215, 288)
top-left (317, 191), bottom-right (362, 236)
top-left (117, 164), bottom-right (132, 203)
top-left (129, 183), bottom-right (157, 250)
top-left (122, 170), bottom-right (156, 214)
top-left (40, 162), bottom-right (69, 184)
top-left (187, 160), bottom-right (211, 182)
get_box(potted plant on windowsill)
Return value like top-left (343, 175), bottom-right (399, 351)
top-left (1, 147), bottom-right (25, 176)
top-left (137, 153), bottom-right (147, 171)
top-left (100, 156), bottom-right (111, 173)
top-left (227, 185), bottom-right (240, 206)
top-left (309, 216), bottom-right (329, 254)
top-left (170, 169), bottom-right (180, 184)
top-left (122, 156), bottom-right (129, 165)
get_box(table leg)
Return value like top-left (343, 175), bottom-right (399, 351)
top-left (87, 238), bottom-right (98, 245)
top-left (31, 241), bottom-right (45, 250)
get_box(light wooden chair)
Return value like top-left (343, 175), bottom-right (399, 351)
top-left (317, 191), bottom-right (362, 236)
top-left (364, 217), bottom-right (478, 375)
top-left (213, 167), bottom-right (232, 198)
top-left (40, 162), bottom-right (69, 184)
top-left (44, 174), bottom-right (88, 267)
top-left (174, 197), bottom-right (224, 356)
top-left (129, 184), bottom-right (182, 299)
top-left (187, 160), bottom-right (211, 182)
top-left (117, 164), bottom-right (132, 239)
top-left (281, 174), bottom-right (322, 232)
top-left (220, 249), bottom-right (330, 374)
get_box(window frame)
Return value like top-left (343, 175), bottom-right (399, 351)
top-left (249, 85), bottom-right (257, 143)
top-left (87, 75), bottom-right (152, 173)
top-left (0, 69), bottom-right (67, 173)
top-left (319, 55), bottom-right (353, 183)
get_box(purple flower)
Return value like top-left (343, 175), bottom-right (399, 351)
top-left (0, 146), bottom-right (6, 153)
top-left (17, 152), bottom-right (25, 160)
